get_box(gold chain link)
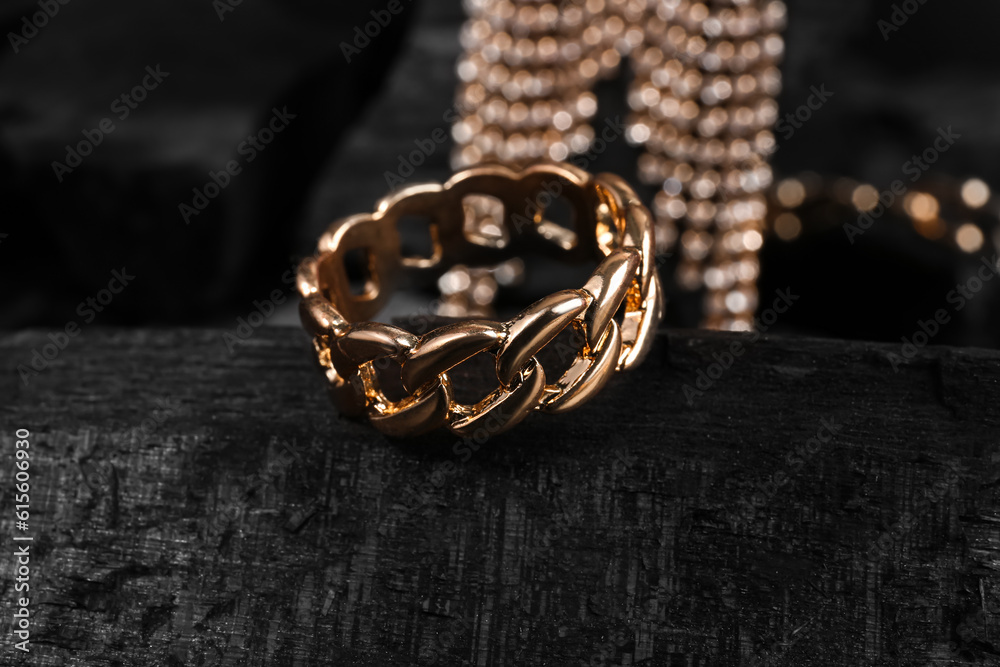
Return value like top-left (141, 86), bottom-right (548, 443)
top-left (298, 162), bottom-right (663, 437)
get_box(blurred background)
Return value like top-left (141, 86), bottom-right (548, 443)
top-left (2, 0), bottom-right (999, 348)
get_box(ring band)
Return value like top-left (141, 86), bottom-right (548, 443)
top-left (297, 162), bottom-right (663, 437)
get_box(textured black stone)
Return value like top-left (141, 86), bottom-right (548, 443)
top-left (1, 326), bottom-right (998, 665)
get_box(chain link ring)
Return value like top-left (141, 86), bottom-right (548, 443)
top-left (298, 162), bottom-right (664, 437)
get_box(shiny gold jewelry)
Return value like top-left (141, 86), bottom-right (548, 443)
top-left (629, 0), bottom-right (786, 331)
top-left (451, 0), bottom-right (644, 168)
top-left (298, 162), bottom-right (664, 437)
top-left (453, 0), bottom-right (786, 332)
top-left (767, 173), bottom-right (999, 255)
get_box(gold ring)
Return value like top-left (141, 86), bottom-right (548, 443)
top-left (297, 162), bottom-right (663, 437)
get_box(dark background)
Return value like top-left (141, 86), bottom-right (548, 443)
top-left (2, 0), bottom-right (998, 348)
top-left (2, 5), bottom-right (999, 664)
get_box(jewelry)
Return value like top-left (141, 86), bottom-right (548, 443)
top-left (630, 0), bottom-right (786, 331)
top-left (451, 0), bottom-right (786, 332)
top-left (451, 0), bottom-right (641, 168)
top-left (297, 162), bottom-right (663, 437)
top-left (767, 174), bottom-right (998, 255)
